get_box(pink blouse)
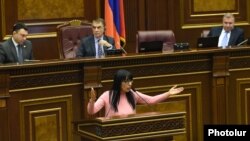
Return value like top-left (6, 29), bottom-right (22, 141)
top-left (87, 90), bottom-right (168, 118)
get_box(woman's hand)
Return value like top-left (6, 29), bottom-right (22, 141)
top-left (89, 87), bottom-right (96, 102)
top-left (168, 85), bottom-right (184, 96)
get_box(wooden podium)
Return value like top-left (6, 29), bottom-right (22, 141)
top-left (73, 112), bottom-right (186, 141)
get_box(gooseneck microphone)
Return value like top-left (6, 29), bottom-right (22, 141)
top-left (120, 46), bottom-right (127, 54)
top-left (105, 106), bottom-right (111, 118)
top-left (104, 35), bottom-right (127, 55)
top-left (130, 88), bottom-right (154, 112)
top-left (237, 39), bottom-right (249, 46)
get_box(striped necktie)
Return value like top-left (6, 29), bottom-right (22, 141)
top-left (97, 40), bottom-right (104, 57)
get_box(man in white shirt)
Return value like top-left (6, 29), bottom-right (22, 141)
top-left (207, 13), bottom-right (245, 48)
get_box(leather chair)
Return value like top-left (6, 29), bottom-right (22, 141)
top-left (56, 19), bottom-right (92, 59)
top-left (201, 30), bottom-right (210, 37)
top-left (136, 30), bottom-right (176, 53)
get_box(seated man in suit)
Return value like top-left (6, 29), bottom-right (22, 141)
top-left (76, 18), bottom-right (115, 58)
top-left (0, 22), bottom-right (33, 64)
top-left (207, 13), bottom-right (244, 48)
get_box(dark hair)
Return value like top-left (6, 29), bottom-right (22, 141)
top-left (92, 18), bottom-right (106, 27)
top-left (109, 69), bottom-right (135, 112)
top-left (13, 22), bottom-right (28, 32)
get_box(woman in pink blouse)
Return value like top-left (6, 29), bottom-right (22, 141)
top-left (88, 69), bottom-right (184, 118)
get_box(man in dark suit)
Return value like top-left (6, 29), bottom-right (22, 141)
top-left (76, 18), bottom-right (115, 58)
top-left (208, 13), bottom-right (244, 48)
top-left (0, 22), bottom-right (33, 64)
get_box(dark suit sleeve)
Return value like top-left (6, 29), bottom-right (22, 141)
top-left (236, 28), bottom-right (244, 45)
top-left (104, 36), bottom-right (115, 49)
top-left (26, 40), bottom-right (33, 60)
top-left (108, 37), bottom-right (115, 49)
top-left (207, 28), bottom-right (214, 37)
top-left (0, 43), bottom-right (6, 63)
top-left (207, 27), bottom-right (223, 37)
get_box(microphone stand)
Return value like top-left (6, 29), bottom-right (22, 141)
top-left (130, 89), bottom-right (154, 112)
top-left (237, 39), bottom-right (249, 46)
top-left (120, 46), bottom-right (127, 55)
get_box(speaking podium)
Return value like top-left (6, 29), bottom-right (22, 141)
top-left (73, 112), bottom-right (186, 141)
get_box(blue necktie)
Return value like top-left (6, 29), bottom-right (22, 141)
top-left (221, 32), bottom-right (228, 48)
top-left (17, 44), bottom-right (23, 63)
top-left (97, 40), bottom-right (104, 57)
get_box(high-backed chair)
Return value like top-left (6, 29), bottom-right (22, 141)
top-left (56, 19), bottom-right (92, 59)
top-left (201, 30), bottom-right (210, 37)
top-left (136, 30), bottom-right (176, 53)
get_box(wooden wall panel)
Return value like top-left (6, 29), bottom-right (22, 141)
top-left (193, 0), bottom-right (235, 12)
top-left (181, 0), bottom-right (247, 26)
top-left (123, 0), bottom-right (139, 53)
top-left (234, 76), bottom-right (250, 124)
top-left (20, 95), bottom-right (73, 141)
top-left (145, 0), bottom-right (169, 30)
top-left (18, 0), bottom-right (84, 20)
top-left (31, 37), bottom-right (59, 60)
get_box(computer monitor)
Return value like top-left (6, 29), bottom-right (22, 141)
top-left (106, 49), bottom-right (123, 56)
top-left (197, 36), bottom-right (219, 48)
top-left (139, 41), bottom-right (163, 53)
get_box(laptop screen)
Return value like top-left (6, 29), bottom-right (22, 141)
top-left (197, 36), bottom-right (219, 48)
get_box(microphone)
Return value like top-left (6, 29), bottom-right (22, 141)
top-left (105, 106), bottom-right (111, 118)
top-left (104, 35), bottom-right (127, 54)
top-left (120, 46), bottom-right (127, 55)
top-left (237, 39), bottom-right (248, 46)
top-left (130, 88), bottom-right (154, 112)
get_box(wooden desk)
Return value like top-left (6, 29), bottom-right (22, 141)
top-left (73, 112), bottom-right (186, 141)
top-left (1, 46), bottom-right (250, 141)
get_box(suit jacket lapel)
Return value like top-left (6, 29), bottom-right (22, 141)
top-left (228, 29), bottom-right (236, 45)
top-left (216, 27), bottom-right (223, 36)
top-left (90, 36), bottom-right (96, 56)
top-left (7, 39), bottom-right (19, 61)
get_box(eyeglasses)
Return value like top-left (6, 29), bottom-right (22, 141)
top-left (123, 80), bottom-right (133, 85)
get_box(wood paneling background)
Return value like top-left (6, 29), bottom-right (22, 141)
top-left (1, 0), bottom-right (250, 58)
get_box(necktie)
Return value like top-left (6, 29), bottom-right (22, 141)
top-left (221, 32), bottom-right (229, 48)
top-left (97, 40), bottom-right (104, 57)
top-left (17, 44), bottom-right (23, 63)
